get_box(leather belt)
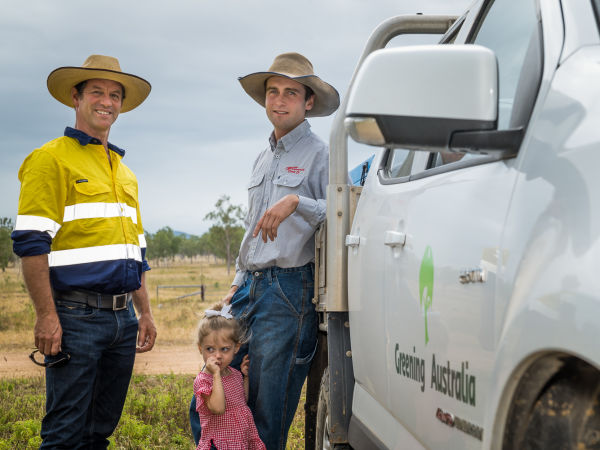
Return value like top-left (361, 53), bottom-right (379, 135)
top-left (53, 289), bottom-right (132, 311)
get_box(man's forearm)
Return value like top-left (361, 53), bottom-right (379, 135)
top-left (132, 273), bottom-right (152, 315)
top-left (22, 254), bottom-right (54, 316)
top-left (22, 254), bottom-right (62, 355)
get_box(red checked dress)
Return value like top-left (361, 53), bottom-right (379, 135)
top-left (194, 367), bottom-right (266, 450)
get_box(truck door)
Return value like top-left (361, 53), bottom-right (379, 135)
top-left (385, 154), bottom-right (519, 449)
top-left (347, 0), bottom-right (544, 447)
top-left (347, 149), bottom-right (430, 448)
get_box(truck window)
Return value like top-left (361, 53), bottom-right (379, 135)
top-left (470, 0), bottom-right (540, 130)
top-left (430, 0), bottom-right (541, 170)
top-left (384, 148), bottom-right (413, 179)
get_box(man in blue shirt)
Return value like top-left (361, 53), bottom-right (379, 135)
top-left (190, 52), bottom-right (339, 449)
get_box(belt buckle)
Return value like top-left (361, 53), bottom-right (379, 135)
top-left (112, 293), bottom-right (128, 310)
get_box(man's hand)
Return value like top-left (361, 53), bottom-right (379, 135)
top-left (132, 274), bottom-right (156, 353)
top-left (34, 311), bottom-right (62, 356)
top-left (21, 255), bottom-right (62, 355)
top-left (221, 285), bottom-right (238, 306)
top-left (136, 313), bottom-right (157, 353)
top-left (253, 194), bottom-right (299, 242)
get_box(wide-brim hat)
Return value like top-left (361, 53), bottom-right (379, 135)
top-left (47, 54), bottom-right (151, 113)
top-left (238, 52), bottom-right (340, 117)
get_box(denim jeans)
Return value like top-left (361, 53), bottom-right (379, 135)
top-left (189, 263), bottom-right (317, 450)
top-left (40, 297), bottom-right (139, 449)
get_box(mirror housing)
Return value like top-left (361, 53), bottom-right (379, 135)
top-left (345, 44), bottom-right (499, 152)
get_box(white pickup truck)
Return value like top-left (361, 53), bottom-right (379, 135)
top-left (306, 0), bottom-right (600, 448)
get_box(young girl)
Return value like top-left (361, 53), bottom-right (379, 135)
top-left (193, 303), bottom-right (265, 450)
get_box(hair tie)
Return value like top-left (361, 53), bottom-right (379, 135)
top-left (205, 304), bottom-right (233, 319)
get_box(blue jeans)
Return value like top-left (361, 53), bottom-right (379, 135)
top-left (40, 297), bottom-right (139, 449)
top-left (189, 264), bottom-right (317, 450)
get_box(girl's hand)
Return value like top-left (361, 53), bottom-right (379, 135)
top-left (241, 354), bottom-right (250, 377)
top-left (205, 356), bottom-right (221, 375)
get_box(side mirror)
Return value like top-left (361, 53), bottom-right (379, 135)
top-left (345, 45), bottom-right (499, 152)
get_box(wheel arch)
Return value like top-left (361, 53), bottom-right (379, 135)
top-left (489, 351), bottom-right (600, 449)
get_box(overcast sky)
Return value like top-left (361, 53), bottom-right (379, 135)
top-left (0, 0), bottom-right (470, 235)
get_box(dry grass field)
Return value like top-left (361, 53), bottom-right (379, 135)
top-left (0, 259), bottom-right (307, 449)
top-left (0, 257), bottom-right (231, 353)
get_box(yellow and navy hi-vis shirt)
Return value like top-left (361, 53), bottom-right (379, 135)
top-left (12, 127), bottom-right (150, 294)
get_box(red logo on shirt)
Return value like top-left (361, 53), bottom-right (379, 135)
top-left (286, 166), bottom-right (304, 174)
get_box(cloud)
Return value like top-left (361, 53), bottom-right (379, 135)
top-left (0, 0), bottom-right (470, 234)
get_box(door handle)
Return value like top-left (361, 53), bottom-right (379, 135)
top-left (345, 234), bottom-right (360, 248)
top-left (384, 231), bottom-right (406, 247)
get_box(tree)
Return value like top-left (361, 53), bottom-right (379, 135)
top-left (204, 196), bottom-right (245, 275)
top-left (0, 217), bottom-right (15, 272)
top-left (146, 226), bottom-right (181, 265)
top-left (180, 235), bottom-right (205, 263)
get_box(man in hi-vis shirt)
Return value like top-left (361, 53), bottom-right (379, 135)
top-left (11, 54), bottom-right (156, 448)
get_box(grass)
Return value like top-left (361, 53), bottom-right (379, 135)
top-left (0, 374), bottom-right (195, 449)
top-left (0, 257), bottom-right (233, 351)
top-left (0, 260), bottom-right (307, 449)
top-left (0, 375), bottom-right (307, 449)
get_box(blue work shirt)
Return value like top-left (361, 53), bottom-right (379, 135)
top-left (233, 120), bottom-right (327, 287)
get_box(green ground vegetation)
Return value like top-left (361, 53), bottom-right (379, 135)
top-left (0, 375), bottom-right (306, 449)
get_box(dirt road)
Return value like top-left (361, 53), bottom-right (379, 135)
top-left (0, 343), bottom-right (202, 379)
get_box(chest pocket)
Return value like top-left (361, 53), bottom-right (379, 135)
top-left (119, 182), bottom-right (138, 208)
top-left (246, 173), bottom-right (265, 219)
top-left (247, 173), bottom-right (265, 190)
top-left (72, 180), bottom-right (111, 202)
top-left (273, 172), bottom-right (305, 190)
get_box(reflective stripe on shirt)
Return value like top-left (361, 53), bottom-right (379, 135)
top-left (49, 243), bottom-right (142, 267)
top-left (15, 214), bottom-right (62, 238)
top-left (138, 233), bottom-right (147, 248)
top-left (62, 202), bottom-right (138, 224)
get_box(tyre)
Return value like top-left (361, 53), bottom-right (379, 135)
top-left (507, 359), bottom-right (600, 449)
top-left (316, 367), bottom-right (331, 450)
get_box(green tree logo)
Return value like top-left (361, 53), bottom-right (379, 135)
top-left (419, 246), bottom-right (434, 345)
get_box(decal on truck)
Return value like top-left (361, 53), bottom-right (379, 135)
top-left (419, 246), bottom-right (434, 344)
top-left (431, 354), bottom-right (476, 406)
top-left (436, 407), bottom-right (483, 441)
top-left (393, 345), bottom-right (477, 406)
top-left (394, 344), bottom-right (426, 392)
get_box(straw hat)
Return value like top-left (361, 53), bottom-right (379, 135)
top-left (238, 52), bottom-right (339, 117)
top-left (47, 54), bottom-right (151, 113)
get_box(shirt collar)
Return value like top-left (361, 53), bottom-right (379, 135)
top-left (269, 120), bottom-right (311, 153)
top-left (64, 127), bottom-right (125, 157)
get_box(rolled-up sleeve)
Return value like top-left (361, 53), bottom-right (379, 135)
top-left (295, 196), bottom-right (326, 227)
top-left (12, 150), bottom-right (66, 257)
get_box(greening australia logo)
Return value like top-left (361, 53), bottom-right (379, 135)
top-left (419, 246), bottom-right (434, 345)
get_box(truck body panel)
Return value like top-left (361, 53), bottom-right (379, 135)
top-left (312, 0), bottom-right (600, 448)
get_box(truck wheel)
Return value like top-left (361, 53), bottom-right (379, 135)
top-left (509, 360), bottom-right (600, 449)
top-left (316, 367), bottom-right (331, 450)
